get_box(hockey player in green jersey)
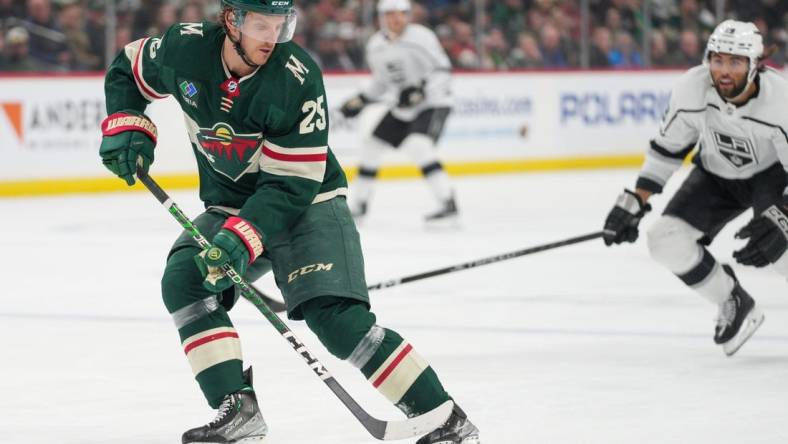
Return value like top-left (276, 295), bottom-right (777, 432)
top-left (99, 1), bottom-right (479, 443)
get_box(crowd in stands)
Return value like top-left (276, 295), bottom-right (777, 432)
top-left (0, 0), bottom-right (785, 73)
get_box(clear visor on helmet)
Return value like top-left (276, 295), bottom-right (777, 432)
top-left (237, 10), bottom-right (297, 44)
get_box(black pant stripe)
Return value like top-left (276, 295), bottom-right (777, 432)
top-left (358, 167), bottom-right (379, 178)
top-left (421, 162), bottom-right (443, 176)
top-left (678, 247), bottom-right (717, 287)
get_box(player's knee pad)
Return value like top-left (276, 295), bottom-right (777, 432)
top-left (301, 296), bottom-right (377, 361)
top-left (161, 247), bottom-right (230, 318)
top-left (359, 136), bottom-right (390, 169)
top-left (401, 133), bottom-right (438, 167)
top-left (646, 216), bottom-right (705, 273)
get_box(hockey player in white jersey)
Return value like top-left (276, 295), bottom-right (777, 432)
top-left (339, 0), bottom-right (458, 223)
top-left (603, 20), bottom-right (788, 356)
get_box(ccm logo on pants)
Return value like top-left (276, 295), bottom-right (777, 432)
top-left (288, 263), bottom-right (334, 283)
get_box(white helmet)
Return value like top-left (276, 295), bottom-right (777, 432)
top-left (703, 19), bottom-right (764, 85)
top-left (377, 0), bottom-right (410, 14)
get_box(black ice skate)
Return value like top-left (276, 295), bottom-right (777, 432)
top-left (714, 265), bottom-right (764, 357)
top-left (416, 404), bottom-right (480, 444)
top-left (182, 368), bottom-right (268, 443)
top-left (351, 201), bottom-right (368, 222)
top-left (424, 197), bottom-right (459, 226)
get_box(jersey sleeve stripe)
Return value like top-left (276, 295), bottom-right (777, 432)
top-left (260, 144), bottom-right (327, 182)
top-left (128, 38), bottom-right (168, 101)
top-left (262, 145), bottom-right (328, 162)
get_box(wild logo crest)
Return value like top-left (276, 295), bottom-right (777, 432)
top-left (196, 122), bottom-right (263, 181)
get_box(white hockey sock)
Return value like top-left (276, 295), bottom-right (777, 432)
top-left (424, 167), bottom-right (453, 202)
top-left (352, 173), bottom-right (376, 208)
top-left (401, 134), bottom-right (453, 203)
top-left (691, 261), bottom-right (735, 305)
top-left (351, 136), bottom-right (389, 210)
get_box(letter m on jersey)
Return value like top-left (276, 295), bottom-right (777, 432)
top-left (180, 22), bottom-right (203, 36)
top-left (285, 55), bottom-right (310, 85)
top-left (713, 131), bottom-right (756, 169)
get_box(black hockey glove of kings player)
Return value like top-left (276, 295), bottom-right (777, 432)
top-left (339, 94), bottom-right (370, 118)
top-left (397, 82), bottom-right (426, 108)
top-left (603, 189), bottom-right (651, 246)
top-left (733, 204), bottom-right (788, 267)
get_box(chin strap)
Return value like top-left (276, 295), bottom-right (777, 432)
top-left (223, 22), bottom-right (259, 69)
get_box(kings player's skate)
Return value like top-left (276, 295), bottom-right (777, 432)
top-left (714, 265), bottom-right (765, 356)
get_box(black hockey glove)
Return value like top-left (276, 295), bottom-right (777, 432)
top-left (603, 189), bottom-right (651, 246)
top-left (733, 205), bottom-right (788, 267)
top-left (339, 94), bottom-right (370, 118)
top-left (397, 82), bottom-right (426, 108)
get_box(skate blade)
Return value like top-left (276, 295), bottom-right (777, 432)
top-left (424, 214), bottom-right (461, 230)
top-left (722, 307), bottom-right (765, 357)
top-left (184, 438), bottom-right (265, 444)
top-left (234, 436), bottom-right (267, 443)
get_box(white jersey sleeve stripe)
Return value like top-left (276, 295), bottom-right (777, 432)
top-left (260, 143), bottom-right (327, 183)
top-left (126, 37), bottom-right (168, 101)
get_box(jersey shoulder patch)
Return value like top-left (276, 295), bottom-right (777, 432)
top-left (278, 42), bottom-right (322, 87)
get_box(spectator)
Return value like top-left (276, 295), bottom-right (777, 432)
top-left (0, 0), bottom-right (24, 21)
top-left (491, 0), bottom-right (526, 42)
top-left (24, 0), bottom-right (69, 68)
top-left (589, 26), bottom-right (612, 67)
top-left (3, 0), bottom-right (786, 73)
top-left (0, 27), bottom-right (5, 70)
top-left (609, 31), bottom-right (643, 67)
top-left (3, 26), bottom-right (47, 71)
top-left (539, 22), bottom-right (568, 67)
top-left (509, 32), bottom-right (544, 68)
top-left (447, 21), bottom-right (479, 68)
top-left (84, 1), bottom-right (106, 68)
top-left (649, 29), bottom-right (680, 66)
top-left (481, 28), bottom-right (509, 70)
top-left (150, 2), bottom-right (178, 36)
top-left (179, 2), bottom-right (205, 23)
top-left (59, 2), bottom-right (101, 70)
top-left (115, 25), bottom-right (132, 52)
top-left (677, 29), bottom-right (701, 66)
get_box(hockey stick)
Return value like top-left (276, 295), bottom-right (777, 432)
top-left (250, 284), bottom-right (286, 313)
top-left (136, 168), bottom-right (453, 441)
top-left (368, 231), bottom-right (604, 290)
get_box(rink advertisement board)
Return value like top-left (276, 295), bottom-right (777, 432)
top-left (0, 70), bottom-right (684, 192)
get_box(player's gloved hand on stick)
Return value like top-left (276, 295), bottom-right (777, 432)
top-left (195, 217), bottom-right (265, 292)
top-left (397, 82), bottom-right (426, 108)
top-left (99, 110), bottom-right (157, 186)
top-left (733, 204), bottom-right (788, 267)
top-left (339, 94), bottom-right (370, 118)
top-left (603, 189), bottom-right (651, 246)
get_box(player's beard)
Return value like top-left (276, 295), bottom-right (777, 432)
top-left (713, 73), bottom-right (748, 99)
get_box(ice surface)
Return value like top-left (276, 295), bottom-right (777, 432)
top-left (1, 168), bottom-right (786, 444)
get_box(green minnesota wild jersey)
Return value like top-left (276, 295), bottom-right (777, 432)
top-left (104, 21), bottom-right (347, 242)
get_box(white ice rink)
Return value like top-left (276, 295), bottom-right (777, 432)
top-left (2, 167), bottom-right (787, 444)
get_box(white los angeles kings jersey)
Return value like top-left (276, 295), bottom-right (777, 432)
top-left (638, 65), bottom-right (788, 197)
top-left (362, 23), bottom-right (452, 121)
